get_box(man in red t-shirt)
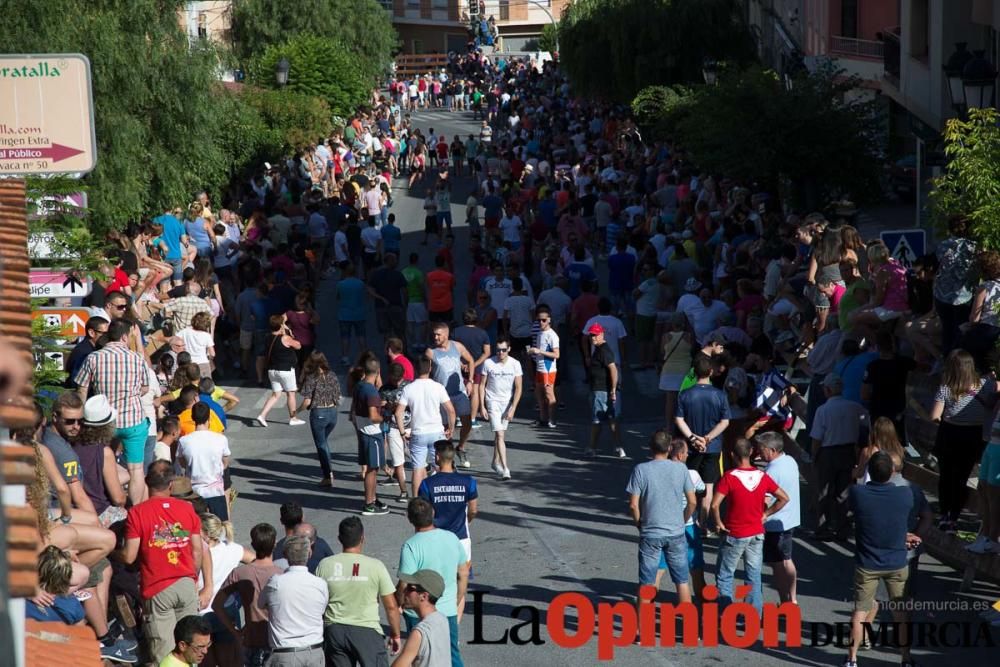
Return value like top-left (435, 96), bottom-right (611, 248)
top-left (426, 254), bottom-right (456, 324)
top-left (710, 438), bottom-right (789, 614)
top-left (123, 461), bottom-right (205, 663)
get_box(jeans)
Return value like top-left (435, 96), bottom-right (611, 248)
top-left (309, 407), bottom-right (338, 477)
top-left (816, 445), bottom-right (855, 535)
top-left (715, 533), bottom-right (764, 614)
top-left (638, 533), bottom-right (689, 585)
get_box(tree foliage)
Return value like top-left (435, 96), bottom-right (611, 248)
top-left (929, 107), bottom-right (1000, 250)
top-left (559, 0), bottom-right (756, 101)
top-left (539, 23), bottom-right (559, 53)
top-left (0, 1), bottom-right (234, 232)
top-left (241, 88), bottom-right (334, 154)
top-left (671, 64), bottom-right (882, 206)
top-left (231, 0), bottom-right (397, 76)
top-left (631, 85), bottom-right (693, 142)
top-left (251, 35), bottom-right (371, 118)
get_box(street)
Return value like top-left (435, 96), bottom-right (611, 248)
top-left (219, 108), bottom-right (1000, 666)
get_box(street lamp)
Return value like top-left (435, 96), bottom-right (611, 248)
top-left (962, 49), bottom-right (997, 110)
top-left (702, 58), bottom-right (718, 86)
top-left (943, 42), bottom-right (973, 111)
top-left (275, 57), bottom-right (290, 87)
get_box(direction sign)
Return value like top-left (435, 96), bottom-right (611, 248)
top-left (29, 268), bottom-right (91, 298)
top-left (0, 54), bottom-right (97, 175)
top-left (32, 307), bottom-right (91, 341)
top-left (880, 229), bottom-right (926, 269)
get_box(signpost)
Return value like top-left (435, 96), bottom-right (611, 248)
top-left (32, 307), bottom-right (91, 342)
top-left (29, 268), bottom-right (91, 298)
top-left (880, 229), bottom-right (926, 269)
top-left (0, 54), bottom-right (97, 175)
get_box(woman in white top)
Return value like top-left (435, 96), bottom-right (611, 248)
top-left (178, 311), bottom-right (215, 378)
top-left (198, 513), bottom-right (254, 666)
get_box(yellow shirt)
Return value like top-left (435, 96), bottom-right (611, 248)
top-left (170, 386), bottom-right (226, 402)
top-left (178, 408), bottom-right (224, 436)
top-left (159, 653), bottom-right (193, 667)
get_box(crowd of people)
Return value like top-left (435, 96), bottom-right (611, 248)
top-left (20, 38), bottom-right (1000, 667)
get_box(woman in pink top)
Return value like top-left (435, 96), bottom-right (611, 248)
top-left (285, 292), bottom-right (319, 371)
top-left (850, 241), bottom-right (909, 340)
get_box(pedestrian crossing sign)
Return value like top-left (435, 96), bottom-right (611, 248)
top-left (879, 229), bottom-right (925, 269)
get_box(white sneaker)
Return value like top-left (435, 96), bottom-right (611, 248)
top-left (255, 415), bottom-right (268, 428)
top-left (491, 462), bottom-right (503, 475)
top-left (965, 535), bottom-right (991, 553)
top-left (502, 467), bottom-right (511, 480)
top-left (615, 447), bottom-right (627, 459)
top-left (288, 418), bottom-right (306, 426)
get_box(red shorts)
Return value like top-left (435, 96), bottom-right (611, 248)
top-left (485, 216), bottom-right (500, 229)
top-left (535, 371), bottom-right (557, 386)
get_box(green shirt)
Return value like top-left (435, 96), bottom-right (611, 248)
top-left (315, 553), bottom-right (395, 631)
top-left (403, 266), bottom-right (425, 303)
top-left (159, 654), bottom-right (193, 667)
top-left (398, 528), bottom-right (467, 619)
top-left (838, 279), bottom-right (870, 331)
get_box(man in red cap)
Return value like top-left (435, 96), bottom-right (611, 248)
top-left (584, 323), bottom-right (625, 458)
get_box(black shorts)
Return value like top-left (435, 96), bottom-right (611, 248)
top-left (686, 451), bottom-right (722, 484)
top-left (763, 529), bottom-right (795, 563)
top-left (425, 215), bottom-right (439, 234)
top-left (511, 336), bottom-right (531, 356)
top-left (362, 251), bottom-right (380, 272)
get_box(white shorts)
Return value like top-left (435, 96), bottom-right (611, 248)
top-left (407, 302), bottom-right (429, 323)
top-left (268, 369), bottom-right (297, 392)
top-left (487, 401), bottom-right (510, 432)
top-left (460, 537), bottom-right (472, 563)
top-left (386, 429), bottom-right (406, 468)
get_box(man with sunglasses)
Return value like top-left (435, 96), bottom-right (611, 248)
top-left (64, 316), bottom-right (109, 388)
top-left (527, 305), bottom-right (560, 428)
top-left (393, 570), bottom-right (451, 667)
top-left (479, 336), bottom-right (523, 479)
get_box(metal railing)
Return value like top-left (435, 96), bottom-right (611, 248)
top-left (830, 35), bottom-right (884, 59)
top-left (883, 28), bottom-right (901, 87)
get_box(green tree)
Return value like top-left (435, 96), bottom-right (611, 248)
top-left (241, 88), bottom-right (334, 153)
top-left (539, 23), bottom-right (559, 53)
top-left (231, 0), bottom-right (397, 76)
top-left (559, 0), bottom-right (756, 101)
top-left (672, 64), bottom-right (882, 207)
top-left (631, 85), bottom-right (693, 142)
top-left (251, 35), bottom-right (372, 118)
top-left (929, 107), bottom-right (1000, 250)
top-left (0, 1), bottom-right (236, 232)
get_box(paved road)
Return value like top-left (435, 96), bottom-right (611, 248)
top-left (222, 108), bottom-right (1000, 666)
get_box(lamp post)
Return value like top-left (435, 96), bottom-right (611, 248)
top-left (962, 49), bottom-right (997, 110)
top-left (702, 57), bottom-right (718, 86)
top-left (275, 57), bottom-right (290, 87)
top-left (943, 42), bottom-right (973, 112)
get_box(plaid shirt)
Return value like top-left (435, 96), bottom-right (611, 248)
top-left (165, 295), bottom-right (209, 332)
top-left (73, 341), bottom-right (147, 428)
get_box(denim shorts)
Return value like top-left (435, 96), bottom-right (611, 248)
top-left (168, 258), bottom-right (184, 281)
top-left (409, 432), bottom-right (442, 469)
top-left (639, 533), bottom-right (689, 585)
top-left (340, 320), bottom-right (366, 339)
top-left (659, 524), bottom-right (704, 571)
top-left (590, 390), bottom-right (617, 423)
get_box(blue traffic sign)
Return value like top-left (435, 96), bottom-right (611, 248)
top-left (880, 229), bottom-right (925, 269)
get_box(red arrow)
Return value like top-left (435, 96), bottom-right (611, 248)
top-left (0, 144), bottom-right (84, 163)
top-left (40, 144), bottom-right (85, 162)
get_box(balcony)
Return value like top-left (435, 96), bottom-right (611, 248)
top-left (883, 27), bottom-right (901, 88)
top-left (830, 35), bottom-right (884, 60)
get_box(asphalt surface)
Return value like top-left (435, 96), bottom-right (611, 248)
top-left (223, 107), bottom-right (1000, 666)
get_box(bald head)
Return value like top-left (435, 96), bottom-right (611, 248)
top-left (294, 522), bottom-right (317, 544)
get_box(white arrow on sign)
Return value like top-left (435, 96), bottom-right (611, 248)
top-left (65, 313), bottom-right (87, 335)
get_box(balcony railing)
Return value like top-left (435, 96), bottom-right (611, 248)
top-left (830, 35), bottom-right (884, 60)
top-left (883, 28), bottom-right (901, 87)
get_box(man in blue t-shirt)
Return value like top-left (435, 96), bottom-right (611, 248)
top-left (418, 441), bottom-right (478, 564)
top-left (845, 452), bottom-right (917, 667)
top-left (381, 213), bottom-right (402, 256)
top-left (153, 212), bottom-right (189, 284)
top-left (607, 236), bottom-right (637, 315)
top-left (675, 355), bottom-right (730, 529)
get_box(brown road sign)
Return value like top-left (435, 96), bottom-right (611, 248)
top-left (0, 54), bottom-right (97, 176)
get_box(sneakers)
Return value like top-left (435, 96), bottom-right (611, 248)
top-left (379, 475), bottom-right (399, 486)
top-left (965, 536), bottom-right (1000, 554)
top-left (533, 419), bottom-right (547, 428)
top-left (396, 492), bottom-right (410, 503)
top-left (471, 419), bottom-right (483, 429)
top-left (318, 475), bottom-right (334, 488)
top-left (582, 449), bottom-right (596, 458)
top-left (288, 417), bottom-right (306, 426)
top-left (501, 467), bottom-right (511, 480)
top-left (491, 461), bottom-right (504, 476)
top-left (362, 501), bottom-right (390, 515)
top-left (937, 518), bottom-right (958, 534)
top-left (615, 447), bottom-right (627, 459)
top-left (101, 640), bottom-right (138, 664)
top-left (255, 415), bottom-right (268, 428)
top-left (546, 421), bottom-right (556, 429)
top-left (841, 660), bottom-right (858, 667)
top-left (456, 449), bottom-right (471, 468)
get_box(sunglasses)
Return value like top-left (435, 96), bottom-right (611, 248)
top-left (404, 584), bottom-right (425, 593)
top-left (110, 303), bottom-right (127, 310)
top-left (538, 318), bottom-right (550, 322)
top-left (496, 347), bottom-right (509, 353)
top-left (59, 417), bottom-right (82, 425)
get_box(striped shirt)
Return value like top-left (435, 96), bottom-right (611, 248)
top-left (73, 342), bottom-right (147, 428)
top-left (165, 295), bottom-right (209, 332)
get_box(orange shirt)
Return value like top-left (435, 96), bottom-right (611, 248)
top-left (426, 269), bottom-right (455, 312)
top-left (178, 408), bottom-right (224, 436)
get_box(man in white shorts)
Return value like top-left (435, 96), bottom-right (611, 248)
top-left (396, 356), bottom-right (456, 498)
top-left (479, 336), bottom-right (523, 480)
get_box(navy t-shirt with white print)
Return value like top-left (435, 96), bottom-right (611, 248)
top-left (418, 471), bottom-right (478, 540)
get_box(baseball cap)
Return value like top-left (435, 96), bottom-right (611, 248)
top-left (399, 569), bottom-right (445, 598)
top-left (586, 323), bottom-right (605, 335)
top-left (822, 373), bottom-right (844, 390)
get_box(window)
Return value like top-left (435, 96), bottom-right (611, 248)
top-left (500, 0), bottom-right (510, 21)
top-left (910, 0), bottom-right (929, 59)
top-left (376, 0), bottom-right (392, 9)
top-left (840, 0), bottom-right (857, 39)
top-left (432, 0), bottom-right (448, 8)
top-left (413, 39), bottom-right (424, 54)
top-left (197, 12), bottom-right (208, 39)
